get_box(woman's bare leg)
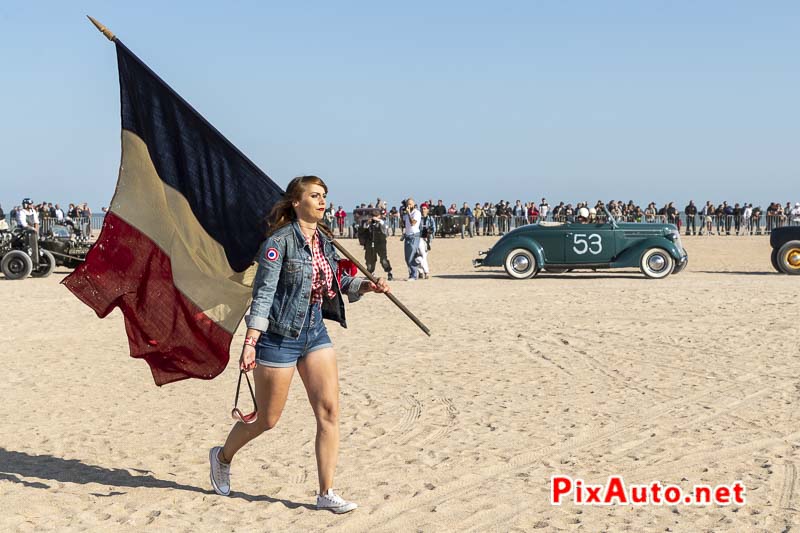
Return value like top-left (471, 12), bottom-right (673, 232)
top-left (297, 347), bottom-right (340, 493)
top-left (220, 365), bottom-right (295, 463)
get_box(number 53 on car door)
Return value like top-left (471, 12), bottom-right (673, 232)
top-left (573, 234), bottom-right (602, 255)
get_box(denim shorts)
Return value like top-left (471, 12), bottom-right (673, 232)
top-left (255, 304), bottom-right (333, 368)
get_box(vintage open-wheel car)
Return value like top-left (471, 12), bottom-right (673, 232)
top-left (38, 224), bottom-right (93, 269)
top-left (0, 228), bottom-right (56, 280)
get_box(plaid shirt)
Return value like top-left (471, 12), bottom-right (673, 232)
top-left (306, 230), bottom-right (336, 305)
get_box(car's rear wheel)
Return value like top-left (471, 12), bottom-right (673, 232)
top-left (31, 250), bottom-right (56, 278)
top-left (1, 250), bottom-right (33, 280)
top-left (640, 248), bottom-right (674, 279)
top-left (504, 248), bottom-right (538, 279)
top-left (770, 248), bottom-right (781, 272)
top-left (777, 240), bottom-right (800, 275)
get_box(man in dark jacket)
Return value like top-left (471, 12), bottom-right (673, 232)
top-left (723, 202), bottom-right (734, 235)
top-left (359, 210), bottom-right (393, 280)
top-left (684, 201), bottom-right (697, 235)
top-left (459, 202), bottom-right (473, 238)
top-left (433, 200), bottom-right (447, 217)
top-left (715, 203), bottom-right (726, 235)
top-left (733, 203), bottom-right (743, 235)
top-left (666, 202), bottom-right (679, 224)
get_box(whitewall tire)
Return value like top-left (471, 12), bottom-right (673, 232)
top-left (640, 248), bottom-right (674, 279)
top-left (504, 248), bottom-right (538, 279)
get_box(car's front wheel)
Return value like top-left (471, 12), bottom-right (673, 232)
top-left (504, 248), bottom-right (538, 279)
top-left (640, 248), bottom-right (674, 279)
top-left (1, 250), bottom-right (33, 280)
top-left (770, 248), bottom-right (781, 272)
top-left (776, 240), bottom-right (800, 275)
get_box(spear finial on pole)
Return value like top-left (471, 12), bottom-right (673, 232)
top-left (87, 16), bottom-right (116, 42)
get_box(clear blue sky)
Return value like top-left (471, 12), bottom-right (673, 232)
top-left (1, 1), bottom-right (798, 212)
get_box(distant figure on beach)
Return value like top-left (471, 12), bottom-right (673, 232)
top-left (334, 206), bottom-right (347, 236)
top-left (416, 203), bottom-right (435, 278)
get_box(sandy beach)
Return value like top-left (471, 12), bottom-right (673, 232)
top-left (1, 234), bottom-right (798, 532)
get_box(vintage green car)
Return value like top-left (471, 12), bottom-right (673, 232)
top-left (473, 211), bottom-right (688, 279)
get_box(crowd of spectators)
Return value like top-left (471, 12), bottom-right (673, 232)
top-left (3, 200), bottom-right (95, 238)
top-left (4, 195), bottom-right (797, 241)
top-left (327, 197), bottom-right (800, 239)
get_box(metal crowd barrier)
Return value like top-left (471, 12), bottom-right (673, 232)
top-left (348, 210), bottom-right (800, 237)
top-left (23, 210), bottom-right (793, 243)
top-left (324, 210), bottom-right (796, 239)
top-left (480, 210), bottom-right (798, 236)
top-left (35, 216), bottom-right (93, 239)
top-left (91, 213), bottom-right (105, 231)
top-left (324, 210), bottom-right (798, 239)
top-left (8, 216), bottom-right (91, 236)
top-left (685, 214), bottom-right (778, 235)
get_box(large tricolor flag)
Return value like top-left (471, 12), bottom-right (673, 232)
top-left (64, 40), bottom-right (283, 385)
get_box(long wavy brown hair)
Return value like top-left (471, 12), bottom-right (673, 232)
top-left (267, 175), bottom-right (329, 235)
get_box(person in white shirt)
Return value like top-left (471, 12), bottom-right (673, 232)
top-left (16, 198), bottom-right (39, 232)
top-left (15, 198), bottom-right (41, 263)
top-left (791, 202), bottom-right (800, 226)
top-left (742, 204), bottom-right (753, 235)
top-left (401, 198), bottom-right (421, 280)
top-left (416, 204), bottom-right (436, 279)
top-left (54, 204), bottom-right (65, 222)
top-left (539, 198), bottom-right (550, 222)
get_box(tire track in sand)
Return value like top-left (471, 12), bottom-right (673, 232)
top-left (780, 462), bottom-right (797, 511)
top-left (446, 384), bottom-right (789, 533)
top-left (357, 394), bottom-right (422, 449)
top-left (339, 374), bottom-right (756, 530)
top-left (419, 397), bottom-right (459, 446)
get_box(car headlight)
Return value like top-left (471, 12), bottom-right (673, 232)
top-left (666, 229), bottom-right (684, 251)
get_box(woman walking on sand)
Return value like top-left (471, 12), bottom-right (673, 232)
top-left (209, 175), bottom-right (390, 513)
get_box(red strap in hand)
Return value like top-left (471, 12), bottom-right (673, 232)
top-left (337, 259), bottom-right (358, 284)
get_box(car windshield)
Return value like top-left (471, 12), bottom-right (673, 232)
top-left (51, 225), bottom-right (71, 238)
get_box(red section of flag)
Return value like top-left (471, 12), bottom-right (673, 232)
top-left (63, 212), bottom-right (232, 386)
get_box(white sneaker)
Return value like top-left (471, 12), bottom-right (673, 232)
top-left (316, 489), bottom-right (358, 514)
top-left (209, 446), bottom-right (231, 496)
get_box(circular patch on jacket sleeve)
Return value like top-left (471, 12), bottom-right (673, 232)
top-left (265, 247), bottom-right (279, 261)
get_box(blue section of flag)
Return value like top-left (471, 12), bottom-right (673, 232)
top-left (115, 40), bottom-right (282, 272)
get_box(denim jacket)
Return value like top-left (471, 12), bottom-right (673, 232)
top-left (245, 221), bottom-right (365, 338)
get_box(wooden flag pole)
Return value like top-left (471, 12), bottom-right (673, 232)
top-left (319, 225), bottom-right (431, 337)
top-left (87, 16), bottom-right (116, 42)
